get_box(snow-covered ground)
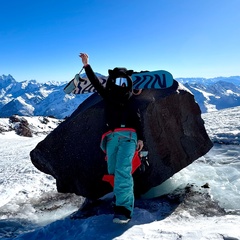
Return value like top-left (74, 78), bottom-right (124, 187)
top-left (0, 107), bottom-right (239, 240)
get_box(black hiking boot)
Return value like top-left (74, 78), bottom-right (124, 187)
top-left (113, 206), bottom-right (131, 224)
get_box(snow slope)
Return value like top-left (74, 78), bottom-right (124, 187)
top-left (0, 107), bottom-right (239, 239)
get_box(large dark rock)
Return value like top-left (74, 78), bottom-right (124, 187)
top-left (30, 81), bottom-right (213, 199)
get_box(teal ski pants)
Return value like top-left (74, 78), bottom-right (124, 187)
top-left (105, 130), bottom-right (137, 215)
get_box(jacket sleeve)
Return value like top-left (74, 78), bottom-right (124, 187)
top-left (84, 64), bottom-right (106, 98)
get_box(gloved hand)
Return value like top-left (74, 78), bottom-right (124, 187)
top-left (79, 53), bottom-right (89, 66)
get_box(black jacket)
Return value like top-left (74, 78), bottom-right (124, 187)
top-left (84, 64), bottom-right (143, 141)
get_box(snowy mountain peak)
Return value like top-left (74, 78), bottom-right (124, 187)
top-left (177, 76), bottom-right (240, 86)
top-left (0, 74), bottom-right (240, 118)
top-left (177, 77), bottom-right (240, 112)
top-left (0, 74), bottom-right (16, 88)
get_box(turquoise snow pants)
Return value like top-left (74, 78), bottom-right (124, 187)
top-left (104, 130), bottom-right (137, 216)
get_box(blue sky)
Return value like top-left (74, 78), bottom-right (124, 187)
top-left (0, 0), bottom-right (239, 83)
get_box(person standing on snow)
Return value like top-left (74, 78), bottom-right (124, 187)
top-left (80, 53), bottom-right (144, 224)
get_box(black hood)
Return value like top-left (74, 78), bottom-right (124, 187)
top-left (105, 67), bottom-right (134, 107)
top-left (106, 67), bottom-right (133, 92)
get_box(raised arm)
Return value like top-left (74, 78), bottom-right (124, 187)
top-left (79, 53), bottom-right (106, 98)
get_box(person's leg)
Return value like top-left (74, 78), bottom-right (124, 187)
top-left (114, 137), bottom-right (136, 218)
top-left (106, 134), bottom-right (118, 175)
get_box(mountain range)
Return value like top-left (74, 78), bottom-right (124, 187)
top-left (0, 74), bottom-right (240, 119)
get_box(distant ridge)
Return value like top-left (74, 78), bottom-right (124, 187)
top-left (1, 74), bottom-right (240, 118)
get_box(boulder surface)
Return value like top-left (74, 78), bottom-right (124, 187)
top-left (30, 81), bottom-right (213, 199)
